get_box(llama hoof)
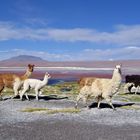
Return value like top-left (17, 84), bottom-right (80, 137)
top-left (86, 106), bottom-right (90, 109)
top-left (26, 98), bottom-right (30, 101)
top-left (12, 96), bottom-right (17, 99)
top-left (11, 96), bottom-right (14, 99)
top-left (74, 105), bottom-right (78, 109)
top-left (35, 96), bottom-right (39, 101)
top-left (84, 105), bottom-right (90, 109)
top-left (113, 108), bottom-right (117, 111)
top-left (11, 95), bottom-right (19, 99)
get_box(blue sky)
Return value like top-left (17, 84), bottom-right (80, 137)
top-left (0, 0), bottom-right (140, 61)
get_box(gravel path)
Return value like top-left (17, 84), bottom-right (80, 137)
top-left (0, 95), bottom-right (140, 140)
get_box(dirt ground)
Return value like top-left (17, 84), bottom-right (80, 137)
top-left (0, 96), bottom-right (140, 140)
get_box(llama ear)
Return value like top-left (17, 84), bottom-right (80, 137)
top-left (118, 64), bottom-right (122, 69)
top-left (119, 63), bottom-right (122, 67)
top-left (32, 64), bottom-right (35, 67)
top-left (48, 74), bottom-right (51, 78)
top-left (116, 64), bottom-right (122, 68)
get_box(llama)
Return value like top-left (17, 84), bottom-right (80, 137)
top-left (0, 64), bottom-right (34, 100)
top-left (125, 75), bottom-right (140, 94)
top-left (20, 72), bottom-right (51, 101)
top-left (123, 82), bottom-right (134, 93)
top-left (75, 65), bottom-right (122, 110)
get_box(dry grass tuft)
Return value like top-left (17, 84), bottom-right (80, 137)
top-left (21, 108), bottom-right (50, 112)
top-left (120, 105), bottom-right (140, 110)
top-left (21, 107), bottom-right (81, 114)
top-left (47, 108), bottom-right (81, 114)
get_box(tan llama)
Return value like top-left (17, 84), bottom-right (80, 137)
top-left (0, 64), bottom-right (34, 100)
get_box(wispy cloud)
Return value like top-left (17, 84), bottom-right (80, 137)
top-left (0, 46), bottom-right (140, 61)
top-left (80, 46), bottom-right (140, 60)
top-left (0, 22), bottom-right (140, 46)
top-left (47, 25), bottom-right (140, 46)
top-left (13, 0), bottom-right (37, 18)
top-left (23, 18), bottom-right (48, 27)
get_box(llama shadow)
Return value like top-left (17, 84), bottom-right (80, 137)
top-left (3, 97), bottom-right (12, 101)
top-left (124, 92), bottom-right (140, 95)
top-left (88, 102), bottom-right (135, 109)
top-left (39, 95), bottom-right (68, 101)
top-left (12, 94), bottom-right (68, 101)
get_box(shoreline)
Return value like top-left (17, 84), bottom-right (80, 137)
top-left (0, 70), bottom-right (112, 79)
top-left (0, 67), bottom-right (139, 82)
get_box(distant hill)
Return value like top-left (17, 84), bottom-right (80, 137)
top-left (0, 55), bottom-right (140, 68)
top-left (9, 55), bottom-right (44, 61)
top-left (0, 55), bottom-right (48, 67)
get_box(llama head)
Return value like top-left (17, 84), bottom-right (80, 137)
top-left (28, 64), bottom-right (35, 72)
top-left (45, 72), bottom-right (51, 79)
top-left (115, 64), bottom-right (122, 75)
top-left (115, 64), bottom-right (121, 69)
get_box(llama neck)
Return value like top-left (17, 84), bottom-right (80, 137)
top-left (111, 70), bottom-right (122, 83)
top-left (42, 76), bottom-right (49, 85)
top-left (111, 70), bottom-right (122, 93)
top-left (21, 70), bottom-right (32, 80)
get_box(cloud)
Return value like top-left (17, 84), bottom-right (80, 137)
top-left (0, 46), bottom-right (140, 61)
top-left (78, 46), bottom-right (140, 60)
top-left (0, 22), bottom-right (140, 46)
top-left (23, 18), bottom-right (48, 27)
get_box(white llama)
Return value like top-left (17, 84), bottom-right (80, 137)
top-left (20, 72), bottom-right (51, 101)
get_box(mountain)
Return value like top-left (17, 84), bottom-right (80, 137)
top-left (0, 55), bottom-right (140, 68)
top-left (0, 55), bottom-right (48, 67)
top-left (9, 55), bottom-right (44, 61)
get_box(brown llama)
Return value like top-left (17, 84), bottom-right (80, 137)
top-left (0, 64), bottom-right (34, 100)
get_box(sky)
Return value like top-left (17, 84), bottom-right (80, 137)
top-left (0, 0), bottom-right (140, 61)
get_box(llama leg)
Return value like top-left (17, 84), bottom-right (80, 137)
top-left (20, 92), bottom-right (29, 101)
top-left (137, 86), bottom-right (140, 94)
top-left (75, 94), bottom-right (82, 108)
top-left (124, 83), bottom-right (132, 94)
top-left (135, 86), bottom-right (139, 94)
top-left (39, 90), bottom-right (43, 95)
top-left (128, 84), bottom-right (133, 93)
top-left (11, 89), bottom-right (18, 99)
top-left (25, 93), bottom-right (29, 101)
top-left (97, 96), bottom-right (102, 109)
top-left (35, 89), bottom-right (39, 101)
top-left (13, 83), bottom-right (20, 98)
top-left (20, 91), bottom-right (24, 101)
top-left (83, 97), bottom-right (89, 109)
top-left (20, 88), bottom-right (28, 101)
top-left (135, 87), bottom-right (138, 94)
top-left (105, 98), bottom-right (116, 110)
top-left (0, 86), bottom-right (4, 101)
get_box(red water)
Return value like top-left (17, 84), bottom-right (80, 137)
top-left (0, 70), bottom-right (112, 79)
